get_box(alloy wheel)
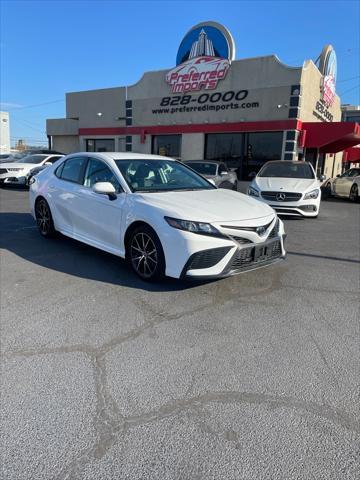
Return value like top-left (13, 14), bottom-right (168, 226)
top-left (36, 200), bottom-right (51, 235)
top-left (130, 232), bottom-right (158, 278)
top-left (350, 185), bottom-right (358, 202)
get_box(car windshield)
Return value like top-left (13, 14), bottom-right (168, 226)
top-left (17, 155), bottom-right (47, 164)
top-left (258, 162), bottom-right (315, 179)
top-left (115, 159), bottom-right (214, 192)
top-left (187, 162), bottom-right (217, 175)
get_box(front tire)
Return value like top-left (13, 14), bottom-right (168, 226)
top-left (349, 184), bottom-right (359, 202)
top-left (127, 225), bottom-right (165, 281)
top-left (35, 198), bottom-right (56, 237)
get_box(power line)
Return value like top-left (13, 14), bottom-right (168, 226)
top-left (339, 84), bottom-right (360, 96)
top-left (6, 99), bottom-right (64, 110)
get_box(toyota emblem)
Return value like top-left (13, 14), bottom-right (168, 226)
top-left (276, 193), bottom-right (286, 201)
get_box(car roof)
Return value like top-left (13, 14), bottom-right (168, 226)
top-left (264, 160), bottom-right (311, 165)
top-left (65, 152), bottom-right (176, 162)
top-left (184, 160), bottom-right (221, 164)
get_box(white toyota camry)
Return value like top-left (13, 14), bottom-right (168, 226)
top-left (248, 160), bottom-right (324, 218)
top-left (29, 152), bottom-right (286, 281)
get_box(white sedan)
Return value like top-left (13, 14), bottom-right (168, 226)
top-left (329, 167), bottom-right (360, 201)
top-left (29, 152), bottom-right (286, 281)
top-left (0, 153), bottom-right (63, 186)
top-left (248, 160), bottom-right (324, 218)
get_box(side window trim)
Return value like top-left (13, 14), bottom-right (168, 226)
top-left (83, 157), bottom-right (124, 193)
top-left (56, 156), bottom-right (88, 184)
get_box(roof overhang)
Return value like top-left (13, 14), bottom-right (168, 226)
top-left (343, 146), bottom-right (360, 163)
top-left (302, 122), bottom-right (360, 153)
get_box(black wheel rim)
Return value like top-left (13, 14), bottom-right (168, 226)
top-left (130, 232), bottom-right (158, 278)
top-left (36, 201), bottom-right (50, 235)
top-left (350, 186), bottom-right (357, 201)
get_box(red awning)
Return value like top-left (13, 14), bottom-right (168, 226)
top-left (301, 122), bottom-right (360, 153)
top-left (343, 147), bottom-right (360, 163)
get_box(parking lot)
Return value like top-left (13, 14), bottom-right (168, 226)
top-left (1, 187), bottom-right (359, 480)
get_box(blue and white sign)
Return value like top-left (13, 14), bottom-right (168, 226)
top-left (166, 21), bottom-right (235, 93)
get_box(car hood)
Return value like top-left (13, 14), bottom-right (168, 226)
top-left (135, 188), bottom-right (274, 222)
top-left (254, 177), bottom-right (318, 192)
top-left (0, 162), bottom-right (36, 170)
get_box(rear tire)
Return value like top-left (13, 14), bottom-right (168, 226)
top-left (349, 184), bottom-right (359, 202)
top-left (127, 225), bottom-right (165, 281)
top-left (35, 198), bottom-right (56, 237)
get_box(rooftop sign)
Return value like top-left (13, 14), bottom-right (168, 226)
top-left (166, 21), bottom-right (235, 93)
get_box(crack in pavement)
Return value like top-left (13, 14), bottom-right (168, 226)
top-left (56, 388), bottom-right (360, 480)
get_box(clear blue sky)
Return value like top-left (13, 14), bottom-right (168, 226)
top-left (1, 0), bottom-right (359, 147)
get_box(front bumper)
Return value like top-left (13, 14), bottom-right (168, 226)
top-left (0, 174), bottom-right (27, 185)
top-left (254, 195), bottom-right (320, 217)
top-left (180, 235), bottom-right (286, 279)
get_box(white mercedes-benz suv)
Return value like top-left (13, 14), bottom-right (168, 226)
top-left (248, 160), bottom-right (324, 218)
top-left (29, 152), bottom-right (286, 281)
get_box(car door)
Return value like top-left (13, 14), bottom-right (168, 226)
top-left (334, 169), bottom-right (359, 196)
top-left (74, 157), bottom-right (125, 253)
top-left (49, 156), bottom-right (88, 234)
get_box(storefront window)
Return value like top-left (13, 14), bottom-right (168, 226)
top-left (86, 139), bottom-right (115, 152)
top-left (245, 132), bottom-right (283, 177)
top-left (152, 135), bottom-right (181, 159)
top-left (205, 133), bottom-right (243, 169)
top-left (205, 132), bottom-right (283, 179)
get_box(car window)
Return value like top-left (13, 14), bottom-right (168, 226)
top-left (115, 159), bottom-right (214, 192)
top-left (186, 162), bottom-right (217, 175)
top-left (348, 169), bottom-right (360, 177)
top-left (258, 162), bottom-right (315, 179)
top-left (84, 158), bottom-right (121, 191)
top-left (218, 164), bottom-right (227, 174)
top-left (59, 157), bottom-right (87, 184)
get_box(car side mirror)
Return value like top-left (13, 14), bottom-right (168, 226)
top-left (92, 181), bottom-right (117, 200)
top-left (336, 174), bottom-right (340, 178)
top-left (318, 174), bottom-right (326, 182)
top-left (220, 171), bottom-right (227, 176)
top-left (249, 171), bottom-right (257, 179)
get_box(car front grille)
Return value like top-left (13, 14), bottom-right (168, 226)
top-left (186, 246), bottom-right (232, 270)
top-left (261, 191), bottom-right (302, 202)
top-left (230, 240), bottom-right (282, 270)
top-left (0, 168), bottom-right (8, 174)
top-left (268, 219), bottom-right (280, 238)
top-left (229, 236), bottom-right (253, 245)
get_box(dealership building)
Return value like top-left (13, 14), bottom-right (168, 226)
top-left (47, 22), bottom-right (360, 180)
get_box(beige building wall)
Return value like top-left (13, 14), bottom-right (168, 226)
top-left (52, 135), bottom-right (80, 154)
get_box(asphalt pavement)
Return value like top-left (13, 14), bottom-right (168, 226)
top-left (1, 187), bottom-right (359, 480)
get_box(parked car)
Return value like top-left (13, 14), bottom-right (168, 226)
top-left (25, 164), bottom-right (49, 186)
top-left (184, 160), bottom-right (238, 190)
top-left (327, 168), bottom-right (360, 202)
top-left (247, 160), bottom-right (325, 218)
top-left (0, 154), bottom-right (64, 186)
top-left (29, 152), bottom-right (286, 281)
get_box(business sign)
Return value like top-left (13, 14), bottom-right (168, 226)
top-left (166, 21), bottom-right (235, 93)
top-left (319, 45), bottom-right (337, 107)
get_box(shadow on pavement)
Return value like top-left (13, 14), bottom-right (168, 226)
top-left (0, 212), bottom-right (199, 292)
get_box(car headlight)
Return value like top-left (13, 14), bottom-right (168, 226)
top-left (164, 216), bottom-right (222, 237)
top-left (7, 168), bottom-right (24, 172)
top-left (248, 186), bottom-right (260, 197)
top-left (304, 189), bottom-right (320, 199)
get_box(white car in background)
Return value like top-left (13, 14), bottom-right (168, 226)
top-left (329, 167), bottom-right (360, 202)
top-left (248, 160), bottom-right (324, 218)
top-left (29, 152), bottom-right (286, 281)
top-left (0, 154), bottom-right (63, 186)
